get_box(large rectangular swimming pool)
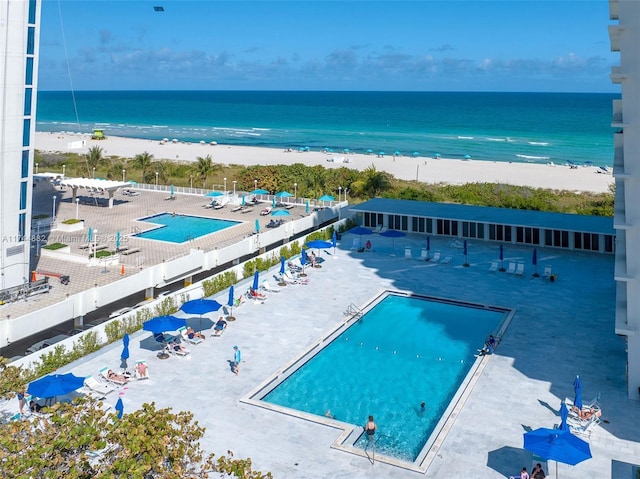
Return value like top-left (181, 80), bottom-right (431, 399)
top-left (133, 213), bottom-right (240, 243)
top-left (260, 292), bottom-right (511, 463)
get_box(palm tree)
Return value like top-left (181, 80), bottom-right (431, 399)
top-left (86, 146), bottom-right (103, 176)
top-left (133, 151), bottom-right (154, 182)
top-left (363, 165), bottom-right (391, 197)
top-left (195, 155), bottom-right (214, 189)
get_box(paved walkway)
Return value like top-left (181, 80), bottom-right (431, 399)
top-left (5, 234), bottom-right (640, 478)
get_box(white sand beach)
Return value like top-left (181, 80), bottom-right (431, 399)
top-left (35, 132), bottom-right (614, 193)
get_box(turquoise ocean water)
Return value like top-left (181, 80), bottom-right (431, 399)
top-left (36, 91), bottom-right (617, 166)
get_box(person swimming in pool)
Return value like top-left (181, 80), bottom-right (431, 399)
top-left (365, 415), bottom-right (376, 441)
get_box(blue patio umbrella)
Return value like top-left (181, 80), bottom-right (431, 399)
top-left (251, 189), bottom-right (269, 195)
top-left (271, 209), bottom-right (290, 217)
top-left (227, 285), bottom-right (236, 320)
top-left (318, 195), bottom-right (334, 202)
top-left (380, 230), bottom-right (406, 255)
top-left (524, 428), bottom-right (591, 478)
top-left (252, 270), bottom-right (260, 291)
top-left (574, 375), bottom-right (583, 410)
top-left (532, 248), bottom-right (540, 277)
top-left (275, 191), bottom-right (294, 198)
top-left (255, 219), bottom-right (260, 234)
top-left (27, 373), bottom-right (85, 398)
top-left (87, 227), bottom-right (93, 243)
top-left (305, 200), bottom-right (309, 215)
top-left (559, 401), bottom-right (570, 431)
top-left (115, 231), bottom-right (121, 250)
top-left (499, 244), bottom-right (506, 271)
top-left (120, 333), bottom-right (130, 370)
top-left (205, 191), bottom-right (224, 197)
top-left (181, 299), bottom-right (222, 331)
top-left (349, 226), bottom-right (373, 250)
top-left (115, 398), bottom-right (124, 419)
top-left (306, 240), bottom-right (332, 260)
top-left (462, 239), bottom-right (470, 266)
top-left (143, 315), bottom-right (186, 334)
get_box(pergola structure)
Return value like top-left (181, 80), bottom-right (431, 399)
top-left (60, 178), bottom-right (132, 208)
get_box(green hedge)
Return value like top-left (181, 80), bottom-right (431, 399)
top-left (43, 242), bottom-right (67, 250)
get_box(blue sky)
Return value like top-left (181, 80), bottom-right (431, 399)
top-left (38, 0), bottom-right (617, 92)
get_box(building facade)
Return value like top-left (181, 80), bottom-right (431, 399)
top-left (610, 0), bottom-right (640, 399)
top-left (0, 0), bottom-right (40, 290)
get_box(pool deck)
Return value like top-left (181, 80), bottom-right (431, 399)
top-left (6, 233), bottom-right (640, 478)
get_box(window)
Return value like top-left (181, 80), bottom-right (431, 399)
top-left (604, 235), bottom-right (614, 253)
top-left (412, 217), bottom-right (426, 233)
top-left (23, 119), bottom-right (31, 147)
top-left (24, 88), bottom-right (32, 116)
top-left (20, 182), bottom-right (28, 210)
top-left (436, 219), bottom-right (458, 236)
top-left (28, 0), bottom-right (37, 24)
top-left (22, 150), bottom-right (29, 178)
top-left (489, 224), bottom-right (511, 242)
top-left (19, 214), bottom-right (27, 242)
top-left (25, 57), bottom-right (34, 85)
top-left (27, 27), bottom-right (35, 54)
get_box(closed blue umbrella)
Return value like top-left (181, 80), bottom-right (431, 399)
top-left (532, 248), bottom-right (540, 277)
top-left (241, 195), bottom-right (246, 206)
top-left (305, 200), bottom-right (309, 215)
top-left (574, 375), bottom-right (583, 410)
top-left (88, 227), bottom-right (93, 243)
top-left (255, 219), bottom-right (260, 234)
top-left (120, 333), bottom-right (130, 370)
top-left (280, 256), bottom-right (286, 275)
top-left (272, 197), bottom-right (276, 208)
top-left (116, 231), bottom-right (121, 250)
top-left (170, 184), bottom-right (174, 197)
top-left (27, 373), bottom-right (85, 398)
top-left (227, 285), bottom-right (236, 320)
top-left (426, 235), bottom-right (431, 253)
top-left (524, 428), bottom-right (591, 477)
top-left (463, 239), bottom-right (469, 267)
top-left (499, 244), bottom-right (505, 271)
top-left (253, 270), bottom-right (259, 291)
top-left (143, 315), bottom-right (186, 334)
top-left (115, 398), bottom-right (124, 419)
top-left (559, 401), bottom-right (570, 431)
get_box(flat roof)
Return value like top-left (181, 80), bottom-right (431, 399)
top-left (349, 198), bottom-right (615, 235)
top-left (60, 178), bottom-right (131, 192)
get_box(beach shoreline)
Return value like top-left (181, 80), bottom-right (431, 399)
top-left (34, 132), bottom-right (614, 194)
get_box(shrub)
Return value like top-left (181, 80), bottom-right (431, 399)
top-left (61, 218), bottom-right (82, 225)
top-left (95, 250), bottom-right (113, 258)
top-left (43, 242), bottom-right (67, 250)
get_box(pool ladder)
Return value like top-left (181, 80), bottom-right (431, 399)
top-left (344, 303), bottom-right (363, 320)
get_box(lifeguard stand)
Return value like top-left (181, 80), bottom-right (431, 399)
top-left (91, 128), bottom-right (106, 140)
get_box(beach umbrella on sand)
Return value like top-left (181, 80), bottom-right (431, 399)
top-left (412, 151), bottom-right (420, 157)
top-left (532, 248), bottom-right (540, 277)
top-left (463, 239), bottom-right (470, 267)
top-left (574, 375), bottom-right (583, 410)
top-left (524, 428), bottom-right (591, 478)
top-left (120, 333), bottom-right (130, 370)
top-left (434, 153), bottom-right (441, 159)
top-left (378, 151), bottom-right (385, 157)
top-left (227, 285), bottom-right (236, 320)
top-left (380, 230), bottom-right (406, 255)
top-left (464, 154), bottom-right (472, 160)
top-left (255, 219), bottom-right (260, 234)
top-left (499, 244), bottom-right (506, 271)
top-left (394, 150), bottom-right (401, 156)
top-left (28, 373), bottom-right (85, 399)
top-left (115, 398), bottom-right (124, 419)
top-left (342, 148), bottom-right (350, 154)
top-left (366, 148), bottom-right (373, 155)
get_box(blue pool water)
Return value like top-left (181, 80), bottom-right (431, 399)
top-left (133, 213), bottom-right (239, 243)
top-left (262, 293), bottom-right (508, 462)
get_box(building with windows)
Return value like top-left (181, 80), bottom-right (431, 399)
top-left (610, 0), bottom-right (640, 399)
top-left (0, 0), bottom-right (40, 290)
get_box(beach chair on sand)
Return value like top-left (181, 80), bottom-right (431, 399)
top-left (488, 261), bottom-right (498, 272)
top-left (505, 262), bottom-right (516, 274)
top-left (404, 246), bottom-right (412, 259)
top-left (515, 262), bottom-right (525, 276)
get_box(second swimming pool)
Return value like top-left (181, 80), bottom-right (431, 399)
top-left (258, 292), bottom-right (511, 464)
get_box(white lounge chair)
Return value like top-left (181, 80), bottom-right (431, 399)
top-left (418, 248), bottom-right (427, 261)
top-left (488, 261), bottom-right (498, 272)
top-left (505, 262), bottom-right (516, 274)
top-left (166, 343), bottom-right (190, 357)
top-left (261, 280), bottom-right (281, 293)
top-left (429, 251), bottom-right (441, 263)
top-left (372, 225), bottom-right (383, 233)
top-left (515, 262), bottom-right (525, 276)
top-left (440, 256), bottom-right (452, 264)
top-left (350, 238), bottom-right (359, 251)
top-left (404, 246), bottom-right (412, 259)
top-left (84, 376), bottom-right (116, 397)
top-left (99, 367), bottom-right (129, 386)
top-left (134, 360), bottom-right (150, 380)
top-left (178, 326), bottom-right (204, 345)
